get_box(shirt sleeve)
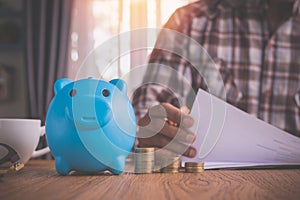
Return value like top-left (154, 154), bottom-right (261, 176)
top-left (131, 6), bottom-right (206, 121)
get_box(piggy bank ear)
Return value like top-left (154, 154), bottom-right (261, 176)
top-left (54, 78), bottom-right (72, 95)
top-left (109, 79), bottom-right (127, 94)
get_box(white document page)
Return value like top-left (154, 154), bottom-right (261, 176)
top-left (182, 89), bottom-right (300, 169)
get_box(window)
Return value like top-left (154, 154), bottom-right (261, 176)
top-left (67, 0), bottom-right (194, 81)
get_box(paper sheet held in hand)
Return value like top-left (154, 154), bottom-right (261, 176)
top-left (182, 89), bottom-right (300, 169)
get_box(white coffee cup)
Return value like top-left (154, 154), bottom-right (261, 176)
top-left (0, 118), bottom-right (50, 166)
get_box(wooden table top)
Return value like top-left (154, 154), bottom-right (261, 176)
top-left (1, 160), bottom-right (300, 200)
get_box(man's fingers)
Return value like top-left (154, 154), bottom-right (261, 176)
top-left (138, 117), bottom-right (195, 144)
top-left (149, 103), bottom-right (194, 128)
top-left (136, 103), bottom-right (197, 158)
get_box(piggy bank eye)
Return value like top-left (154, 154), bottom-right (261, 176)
top-left (70, 89), bottom-right (77, 97)
top-left (102, 89), bottom-right (110, 97)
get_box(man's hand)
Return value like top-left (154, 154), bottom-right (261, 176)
top-left (137, 103), bottom-right (197, 158)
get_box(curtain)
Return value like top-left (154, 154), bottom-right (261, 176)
top-left (24, 0), bottom-right (73, 156)
top-left (24, 0), bottom-right (73, 123)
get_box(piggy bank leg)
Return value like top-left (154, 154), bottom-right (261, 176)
top-left (109, 157), bottom-right (126, 175)
top-left (55, 157), bottom-right (71, 175)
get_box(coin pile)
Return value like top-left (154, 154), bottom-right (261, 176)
top-left (159, 156), bottom-right (181, 173)
top-left (133, 147), bottom-right (205, 174)
top-left (184, 162), bottom-right (204, 173)
top-left (134, 147), bottom-right (155, 174)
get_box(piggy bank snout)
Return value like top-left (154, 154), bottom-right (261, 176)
top-left (72, 96), bottom-right (112, 129)
top-left (95, 98), bottom-right (112, 126)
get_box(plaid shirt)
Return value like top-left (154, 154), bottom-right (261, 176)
top-left (132, 0), bottom-right (300, 137)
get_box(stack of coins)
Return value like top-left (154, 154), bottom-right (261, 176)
top-left (160, 156), bottom-right (181, 173)
top-left (134, 147), bottom-right (155, 174)
top-left (184, 162), bottom-right (204, 173)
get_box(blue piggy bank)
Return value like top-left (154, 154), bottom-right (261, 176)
top-left (45, 78), bottom-right (136, 175)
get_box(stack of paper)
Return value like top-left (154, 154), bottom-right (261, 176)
top-left (182, 89), bottom-right (300, 169)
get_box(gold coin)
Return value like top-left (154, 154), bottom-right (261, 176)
top-left (185, 166), bottom-right (204, 173)
top-left (159, 156), bottom-right (181, 173)
top-left (184, 162), bottom-right (204, 168)
top-left (135, 147), bottom-right (155, 153)
top-left (134, 147), bottom-right (155, 174)
top-left (160, 169), bottom-right (179, 173)
top-left (135, 170), bottom-right (153, 174)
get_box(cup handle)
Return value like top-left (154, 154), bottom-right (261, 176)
top-left (31, 126), bottom-right (50, 158)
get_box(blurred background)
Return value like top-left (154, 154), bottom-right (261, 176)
top-left (0, 0), bottom-right (197, 121)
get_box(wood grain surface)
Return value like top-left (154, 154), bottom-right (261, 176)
top-left (1, 160), bottom-right (300, 200)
